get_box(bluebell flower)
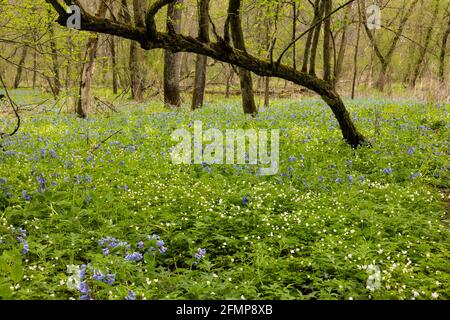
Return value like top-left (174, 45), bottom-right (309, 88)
top-left (102, 248), bottom-right (110, 256)
top-left (85, 194), bottom-right (92, 205)
top-left (79, 282), bottom-right (89, 295)
top-left (195, 248), bottom-right (206, 260)
top-left (138, 241), bottom-right (144, 250)
top-left (318, 176), bottom-right (324, 183)
top-left (159, 246), bottom-right (167, 254)
top-left (335, 178), bottom-right (343, 184)
top-left (40, 148), bottom-right (46, 158)
top-left (157, 240), bottom-right (164, 247)
top-left (20, 240), bottom-right (29, 255)
top-left (93, 270), bottom-right (105, 281)
top-left (124, 252), bottom-right (143, 262)
top-left (288, 156), bottom-right (296, 163)
top-left (0, 178), bottom-right (6, 184)
top-left (37, 175), bottom-right (47, 192)
top-left (382, 168), bottom-right (393, 175)
top-left (79, 265), bottom-right (86, 280)
top-left (410, 172), bottom-right (421, 179)
top-left (125, 291), bottom-right (136, 300)
top-left (407, 147), bottom-right (416, 155)
top-left (80, 295), bottom-right (92, 300)
top-left (49, 149), bottom-right (57, 158)
top-left (242, 196), bottom-right (249, 206)
top-left (104, 274), bottom-right (115, 285)
top-left (347, 175), bottom-right (354, 182)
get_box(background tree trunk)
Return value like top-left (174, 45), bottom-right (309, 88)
top-left (109, 36), bottom-right (118, 94)
top-left (309, 0), bottom-right (325, 76)
top-left (76, 1), bottom-right (108, 118)
top-left (164, 0), bottom-right (184, 108)
top-left (227, 0), bottom-right (257, 114)
top-left (191, 0), bottom-right (210, 110)
top-left (439, 16), bottom-right (450, 83)
top-left (323, 0), bottom-right (332, 84)
top-left (48, 23), bottom-right (61, 96)
top-left (13, 46), bottom-right (28, 89)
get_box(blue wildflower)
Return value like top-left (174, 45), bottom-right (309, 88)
top-left (37, 175), bottom-right (47, 192)
top-left (125, 291), bottom-right (136, 300)
top-left (80, 295), bottom-right (92, 300)
top-left (0, 178), bottom-right (6, 184)
top-left (79, 265), bottom-right (86, 280)
top-left (288, 156), bottom-right (296, 163)
top-left (410, 172), bottom-right (421, 179)
top-left (157, 240), bottom-right (164, 247)
top-left (20, 240), bottom-right (29, 255)
top-left (49, 149), bottom-right (57, 158)
top-left (124, 252), bottom-right (143, 262)
top-left (102, 247), bottom-right (110, 256)
top-left (79, 282), bottom-right (89, 295)
top-left (382, 168), bottom-right (393, 175)
top-left (138, 241), bottom-right (144, 250)
top-left (242, 196), bottom-right (249, 206)
top-left (335, 178), bottom-right (343, 184)
top-left (159, 246), bottom-right (167, 254)
top-left (347, 175), bottom-right (354, 183)
top-left (407, 147), bottom-right (416, 155)
top-left (195, 248), bottom-right (206, 260)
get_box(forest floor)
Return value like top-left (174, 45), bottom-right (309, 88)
top-left (0, 91), bottom-right (449, 300)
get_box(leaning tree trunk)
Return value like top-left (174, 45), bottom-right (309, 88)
top-left (46, 0), bottom-right (367, 148)
top-left (227, 0), bottom-right (257, 114)
top-left (13, 46), bottom-right (28, 89)
top-left (191, 0), bottom-right (210, 110)
top-left (164, 0), bottom-right (184, 108)
top-left (76, 1), bottom-right (108, 118)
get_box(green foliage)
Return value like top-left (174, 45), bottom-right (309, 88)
top-left (0, 94), bottom-right (449, 300)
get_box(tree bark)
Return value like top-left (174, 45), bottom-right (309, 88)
top-left (48, 23), bottom-right (61, 96)
top-left (191, 0), bottom-right (210, 110)
top-left (76, 0), bottom-right (108, 118)
top-left (129, 0), bottom-right (147, 101)
top-left (309, 0), bottom-right (325, 76)
top-left (227, 0), bottom-right (257, 114)
top-left (110, 36), bottom-right (118, 94)
top-left (302, 0), bottom-right (320, 73)
top-left (439, 16), bottom-right (450, 83)
top-left (334, 3), bottom-right (352, 87)
top-left (13, 46), bottom-right (28, 89)
top-left (164, 0), bottom-right (184, 108)
top-left (322, 0), bottom-right (332, 84)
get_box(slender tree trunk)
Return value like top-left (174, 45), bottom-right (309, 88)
top-left (352, 0), bottom-right (362, 99)
top-left (227, 0), bottom-right (257, 114)
top-left (32, 48), bottom-right (37, 89)
top-left (309, 0), bottom-right (325, 76)
top-left (164, 0), bottom-right (183, 108)
top-left (292, 2), bottom-right (298, 70)
top-left (334, 3), bottom-right (352, 87)
top-left (323, 0), bottom-right (332, 84)
top-left (302, 0), bottom-right (320, 73)
top-left (129, 0), bottom-right (147, 101)
top-left (192, 0), bottom-right (210, 110)
top-left (13, 46), bottom-right (28, 89)
top-left (76, 1), bottom-right (108, 118)
top-left (110, 36), bottom-right (118, 94)
top-left (48, 23), bottom-right (61, 96)
top-left (439, 16), bottom-right (450, 83)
